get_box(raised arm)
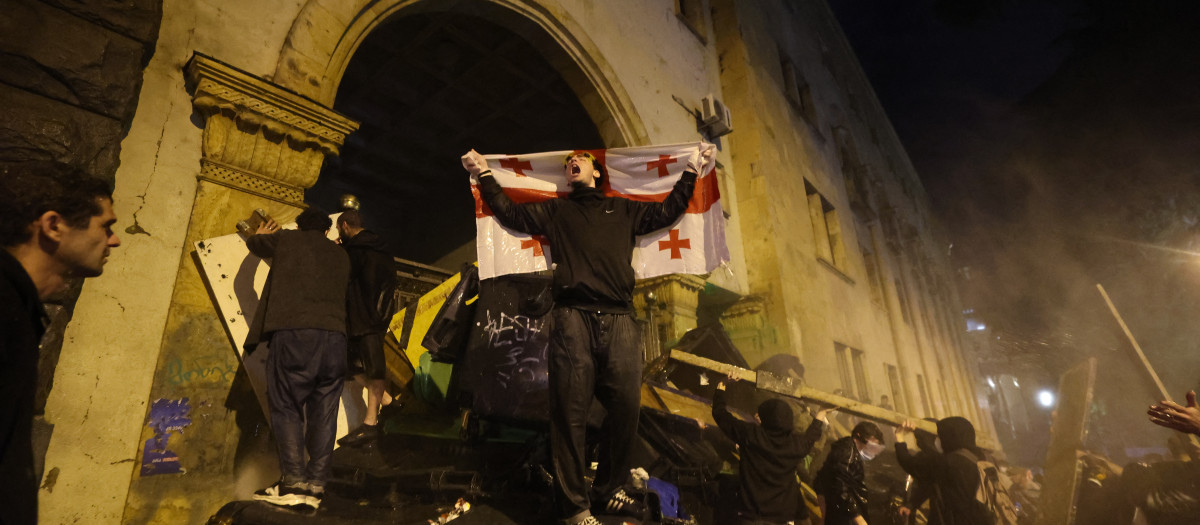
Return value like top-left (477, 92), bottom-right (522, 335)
top-left (631, 144), bottom-right (713, 235)
top-left (711, 381), bottom-right (750, 445)
top-left (797, 408), bottom-right (829, 454)
top-left (463, 149), bottom-right (554, 235)
top-left (894, 421), bottom-right (937, 479)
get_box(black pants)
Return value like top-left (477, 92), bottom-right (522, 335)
top-left (348, 332), bottom-right (386, 380)
top-left (549, 307), bottom-right (642, 519)
top-left (267, 328), bottom-right (346, 489)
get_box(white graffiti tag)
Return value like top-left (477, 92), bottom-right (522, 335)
top-left (483, 310), bottom-right (545, 347)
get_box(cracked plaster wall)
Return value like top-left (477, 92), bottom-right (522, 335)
top-left (37, 0), bottom-right (307, 522)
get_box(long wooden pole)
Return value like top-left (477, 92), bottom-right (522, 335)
top-left (1096, 283), bottom-right (1200, 448)
top-left (670, 350), bottom-right (939, 435)
top-left (1096, 283), bottom-right (1172, 401)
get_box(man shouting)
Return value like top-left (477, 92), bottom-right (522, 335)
top-left (462, 144), bottom-right (713, 525)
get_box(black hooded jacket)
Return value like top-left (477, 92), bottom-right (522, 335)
top-left (895, 417), bottom-right (988, 525)
top-left (815, 435), bottom-right (870, 523)
top-left (478, 171), bottom-right (696, 313)
top-left (342, 229), bottom-right (396, 336)
top-left (712, 389), bottom-right (824, 522)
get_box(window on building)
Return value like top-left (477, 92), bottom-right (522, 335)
top-left (917, 373), bottom-right (933, 417)
top-left (835, 343), bottom-right (870, 402)
top-left (675, 0), bottom-right (708, 43)
top-left (894, 278), bottom-right (912, 325)
top-left (780, 54), bottom-right (819, 127)
top-left (941, 380), bottom-right (959, 414)
top-left (852, 348), bottom-right (870, 402)
top-left (885, 364), bottom-right (907, 413)
top-left (806, 180), bottom-right (846, 270)
top-left (857, 220), bottom-right (884, 306)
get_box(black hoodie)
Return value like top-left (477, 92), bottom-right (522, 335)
top-left (342, 229), bottom-right (396, 336)
top-left (712, 389), bottom-right (824, 522)
top-left (478, 171), bottom-right (695, 313)
top-left (895, 416), bottom-right (989, 524)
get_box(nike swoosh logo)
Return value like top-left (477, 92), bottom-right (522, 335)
top-left (605, 209), bottom-right (615, 213)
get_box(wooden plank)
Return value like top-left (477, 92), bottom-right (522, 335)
top-left (1097, 284), bottom-right (1200, 449)
top-left (669, 350), bottom-right (938, 435)
top-left (1097, 284), bottom-right (1172, 401)
top-left (1036, 358), bottom-right (1097, 525)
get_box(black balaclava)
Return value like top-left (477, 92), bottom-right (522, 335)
top-left (937, 416), bottom-right (978, 454)
top-left (757, 398), bottom-right (794, 433)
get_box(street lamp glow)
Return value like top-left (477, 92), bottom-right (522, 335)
top-left (1037, 390), bottom-right (1056, 408)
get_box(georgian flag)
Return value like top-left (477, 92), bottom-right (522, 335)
top-left (471, 142), bottom-right (730, 280)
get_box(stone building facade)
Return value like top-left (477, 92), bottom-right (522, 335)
top-left (12, 0), bottom-right (995, 521)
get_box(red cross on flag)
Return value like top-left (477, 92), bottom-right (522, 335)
top-left (471, 142), bottom-right (730, 280)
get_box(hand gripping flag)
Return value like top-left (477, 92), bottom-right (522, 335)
top-left (471, 142), bottom-right (730, 280)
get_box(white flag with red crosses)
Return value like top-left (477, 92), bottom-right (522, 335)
top-left (471, 142), bottom-right (729, 280)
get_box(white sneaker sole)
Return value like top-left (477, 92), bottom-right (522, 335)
top-left (252, 492), bottom-right (308, 507)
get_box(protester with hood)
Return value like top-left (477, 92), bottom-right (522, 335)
top-left (815, 420), bottom-right (885, 525)
top-left (335, 209), bottom-right (398, 447)
top-left (894, 416), bottom-right (990, 524)
top-left (712, 380), bottom-right (830, 524)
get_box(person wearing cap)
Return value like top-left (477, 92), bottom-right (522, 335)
top-left (712, 379), bottom-right (830, 525)
top-left (814, 420), bottom-right (886, 525)
top-left (461, 145), bottom-right (713, 525)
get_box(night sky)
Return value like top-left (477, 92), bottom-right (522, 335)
top-left (830, 0), bottom-right (1200, 460)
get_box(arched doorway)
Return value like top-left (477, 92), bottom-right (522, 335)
top-left (301, 3), bottom-right (628, 267)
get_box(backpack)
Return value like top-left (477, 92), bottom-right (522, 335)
top-left (954, 449), bottom-right (1019, 525)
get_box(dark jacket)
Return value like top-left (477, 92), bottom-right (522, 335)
top-left (895, 417), bottom-right (988, 525)
top-left (712, 389), bottom-right (824, 522)
top-left (901, 428), bottom-right (939, 516)
top-left (244, 229), bottom-right (350, 351)
top-left (0, 249), bottom-right (47, 525)
top-left (342, 229), bottom-right (396, 336)
top-left (815, 436), bottom-right (870, 523)
top-left (478, 171), bottom-right (696, 313)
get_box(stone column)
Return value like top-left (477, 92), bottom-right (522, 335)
top-left (633, 274), bottom-right (707, 352)
top-left (719, 295), bottom-right (774, 367)
top-left (121, 53), bottom-right (358, 523)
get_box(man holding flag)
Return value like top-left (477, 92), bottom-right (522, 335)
top-left (462, 143), bottom-right (714, 525)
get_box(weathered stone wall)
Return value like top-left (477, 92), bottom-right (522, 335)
top-left (0, 0), bottom-right (162, 513)
top-left (37, 1), bottom-right (317, 522)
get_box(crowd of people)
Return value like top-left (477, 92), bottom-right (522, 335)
top-left (4, 158), bottom-right (1200, 525)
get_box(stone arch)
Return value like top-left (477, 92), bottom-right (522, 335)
top-left (273, 0), bottom-right (647, 148)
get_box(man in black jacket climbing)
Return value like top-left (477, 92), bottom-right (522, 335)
top-left (245, 208), bottom-right (349, 511)
top-left (461, 144), bottom-right (713, 525)
top-left (335, 209), bottom-right (397, 447)
top-left (712, 379), bottom-right (830, 525)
